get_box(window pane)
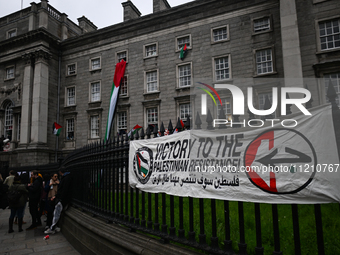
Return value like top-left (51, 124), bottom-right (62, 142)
top-left (146, 71), bottom-right (158, 92)
top-left (146, 44), bottom-right (157, 57)
top-left (91, 116), bottom-right (99, 138)
top-left (91, 58), bottom-right (101, 69)
top-left (91, 82), bottom-right (100, 102)
top-left (254, 17), bottom-right (270, 32)
top-left (213, 27), bottom-right (228, 42)
top-left (147, 108), bottom-right (158, 124)
top-left (256, 49), bottom-right (273, 75)
top-left (68, 64), bottom-right (76, 75)
top-left (117, 51), bottom-right (127, 62)
top-left (66, 119), bottom-right (74, 140)
top-left (178, 64), bottom-right (191, 87)
top-left (319, 19), bottom-right (340, 50)
top-left (215, 57), bottom-right (229, 80)
top-left (120, 76), bottom-right (128, 96)
top-left (6, 67), bottom-right (14, 79)
top-left (180, 103), bottom-right (191, 120)
top-left (117, 112), bottom-right (127, 134)
top-left (177, 36), bottom-right (190, 50)
top-left (67, 87), bottom-right (75, 105)
top-left (4, 102), bottom-right (13, 140)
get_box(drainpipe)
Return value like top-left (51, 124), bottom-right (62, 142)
top-left (55, 51), bottom-right (61, 162)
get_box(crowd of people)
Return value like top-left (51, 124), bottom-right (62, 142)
top-left (0, 167), bottom-right (72, 234)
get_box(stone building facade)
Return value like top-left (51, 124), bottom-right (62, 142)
top-left (0, 0), bottom-right (339, 168)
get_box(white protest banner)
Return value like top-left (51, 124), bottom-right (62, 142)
top-left (129, 105), bottom-right (340, 204)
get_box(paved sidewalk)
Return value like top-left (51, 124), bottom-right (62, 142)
top-left (0, 205), bottom-right (80, 255)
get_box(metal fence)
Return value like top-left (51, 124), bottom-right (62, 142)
top-left (5, 82), bottom-right (340, 255)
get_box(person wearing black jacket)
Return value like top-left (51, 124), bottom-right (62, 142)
top-left (26, 170), bottom-right (42, 230)
top-left (44, 167), bottom-right (72, 234)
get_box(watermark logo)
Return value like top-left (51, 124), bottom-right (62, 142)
top-left (197, 83), bottom-right (312, 128)
top-left (133, 147), bottom-right (153, 184)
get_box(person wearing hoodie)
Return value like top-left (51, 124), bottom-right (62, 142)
top-left (8, 174), bottom-right (28, 233)
top-left (44, 167), bottom-right (72, 234)
top-left (26, 170), bottom-right (43, 230)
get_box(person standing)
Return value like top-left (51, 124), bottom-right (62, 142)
top-left (3, 170), bottom-right (16, 187)
top-left (8, 174), bottom-right (28, 233)
top-left (45, 167), bottom-right (72, 234)
top-left (26, 170), bottom-right (42, 230)
top-left (44, 173), bottom-right (59, 229)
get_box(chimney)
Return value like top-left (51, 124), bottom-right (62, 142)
top-left (78, 16), bottom-right (97, 33)
top-left (122, 0), bottom-right (141, 22)
top-left (153, 0), bottom-right (171, 13)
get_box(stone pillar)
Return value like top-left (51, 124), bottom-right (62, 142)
top-left (280, 0), bottom-right (304, 88)
top-left (30, 50), bottom-right (51, 146)
top-left (19, 54), bottom-right (34, 147)
top-left (0, 110), bottom-right (4, 137)
top-left (122, 1), bottom-right (141, 22)
top-left (38, 0), bottom-right (49, 29)
top-left (61, 13), bottom-right (68, 40)
top-left (153, 0), bottom-right (171, 13)
top-left (29, 2), bottom-right (37, 31)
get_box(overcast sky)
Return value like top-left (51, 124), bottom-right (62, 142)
top-left (0, 0), bottom-right (194, 29)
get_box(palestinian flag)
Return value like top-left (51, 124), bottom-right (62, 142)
top-left (179, 44), bottom-right (188, 60)
top-left (53, 122), bottom-right (62, 136)
top-left (128, 124), bottom-right (142, 138)
top-left (105, 60), bottom-right (127, 142)
top-left (135, 152), bottom-right (149, 178)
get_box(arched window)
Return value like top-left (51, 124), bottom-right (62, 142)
top-left (4, 102), bottom-right (13, 140)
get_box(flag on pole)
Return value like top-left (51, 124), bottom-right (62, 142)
top-left (179, 44), bottom-right (188, 60)
top-left (128, 124), bottom-right (142, 138)
top-left (105, 60), bottom-right (127, 142)
top-left (53, 122), bottom-right (62, 136)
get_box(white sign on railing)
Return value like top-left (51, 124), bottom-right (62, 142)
top-left (129, 105), bottom-right (340, 204)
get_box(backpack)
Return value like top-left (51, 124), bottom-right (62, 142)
top-left (7, 189), bottom-right (21, 204)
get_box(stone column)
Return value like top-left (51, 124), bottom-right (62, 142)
top-left (30, 50), bottom-right (50, 146)
top-left (280, 0), bottom-right (304, 87)
top-left (19, 54), bottom-right (34, 147)
top-left (38, 0), bottom-right (49, 29)
top-left (61, 13), bottom-right (68, 40)
top-left (28, 2), bottom-right (37, 31)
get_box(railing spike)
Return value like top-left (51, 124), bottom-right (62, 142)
top-left (176, 117), bottom-right (182, 131)
top-left (160, 122), bottom-right (165, 136)
top-left (140, 127), bottom-right (145, 139)
top-left (206, 109), bottom-right (213, 130)
top-left (195, 111), bottom-right (202, 129)
top-left (168, 119), bottom-right (173, 134)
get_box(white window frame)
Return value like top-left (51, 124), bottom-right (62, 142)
top-left (89, 56), bottom-right (101, 71)
top-left (211, 25), bottom-right (229, 43)
top-left (145, 106), bottom-right (159, 133)
top-left (179, 103), bottom-right (191, 120)
top-left (145, 69), bottom-right (159, 93)
top-left (90, 115), bottom-right (100, 139)
top-left (144, 42), bottom-right (158, 58)
top-left (66, 118), bottom-right (75, 140)
top-left (7, 28), bottom-right (17, 39)
top-left (213, 55), bottom-right (231, 81)
top-left (177, 62), bottom-right (192, 88)
top-left (252, 16), bottom-right (272, 34)
top-left (66, 86), bottom-right (76, 106)
top-left (66, 63), bottom-right (77, 76)
top-left (89, 81), bottom-right (101, 102)
top-left (116, 50), bottom-right (128, 63)
top-left (254, 47), bottom-right (275, 76)
top-left (5, 66), bottom-right (15, 80)
top-left (117, 111), bottom-right (127, 134)
top-left (119, 76), bottom-right (128, 97)
top-left (175, 34), bottom-right (192, 52)
top-left (317, 17), bottom-right (340, 52)
top-left (4, 102), bottom-right (13, 140)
